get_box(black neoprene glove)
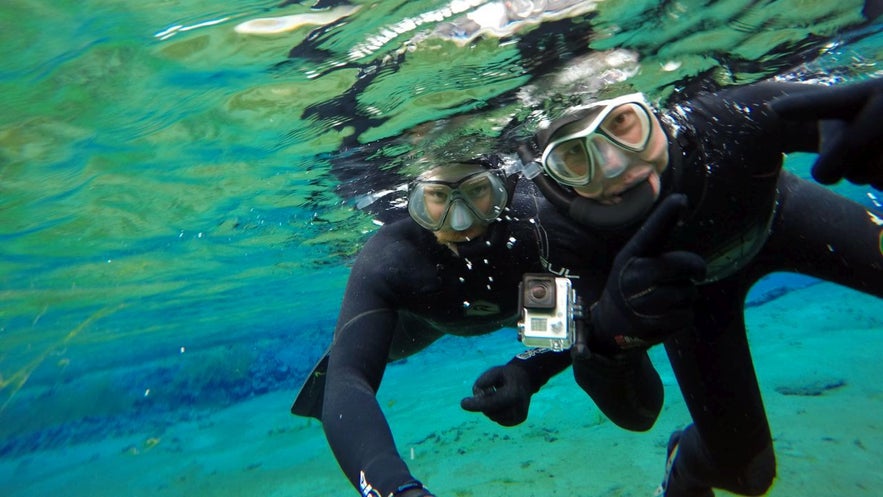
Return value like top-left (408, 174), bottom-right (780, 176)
top-left (589, 194), bottom-right (707, 354)
top-left (461, 348), bottom-right (570, 426)
top-left (460, 363), bottom-right (534, 426)
top-left (770, 77), bottom-right (883, 190)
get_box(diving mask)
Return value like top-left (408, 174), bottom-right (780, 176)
top-left (408, 169), bottom-right (509, 231)
top-left (541, 93), bottom-right (654, 187)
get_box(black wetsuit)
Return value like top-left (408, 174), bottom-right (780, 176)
top-left (316, 180), bottom-right (663, 497)
top-left (529, 81), bottom-right (883, 496)
top-left (322, 201), bottom-right (537, 496)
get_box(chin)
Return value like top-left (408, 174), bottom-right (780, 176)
top-left (435, 226), bottom-right (486, 244)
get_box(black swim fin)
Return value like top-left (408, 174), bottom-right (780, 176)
top-left (290, 349), bottom-right (330, 420)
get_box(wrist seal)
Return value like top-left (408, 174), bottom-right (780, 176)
top-left (391, 481), bottom-right (434, 497)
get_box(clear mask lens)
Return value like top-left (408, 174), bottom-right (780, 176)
top-left (599, 102), bottom-right (652, 150)
top-left (545, 139), bottom-right (592, 185)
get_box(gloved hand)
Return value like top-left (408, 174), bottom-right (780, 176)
top-left (590, 194), bottom-right (707, 354)
top-left (770, 77), bottom-right (883, 190)
top-left (460, 363), bottom-right (533, 427)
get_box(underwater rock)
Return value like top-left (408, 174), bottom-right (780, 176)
top-left (775, 378), bottom-right (847, 396)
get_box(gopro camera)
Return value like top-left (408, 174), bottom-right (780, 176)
top-left (517, 273), bottom-right (575, 351)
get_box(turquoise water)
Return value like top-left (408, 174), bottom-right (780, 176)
top-left (1, 1), bottom-right (882, 496)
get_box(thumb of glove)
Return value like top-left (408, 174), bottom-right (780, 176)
top-left (460, 365), bottom-right (532, 426)
top-left (460, 394), bottom-right (488, 412)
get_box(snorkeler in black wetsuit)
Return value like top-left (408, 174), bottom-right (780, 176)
top-left (298, 156), bottom-right (706, 497)
top-left (319, 164), bottom-right (546, 497)
top-left (468, 77), bottom-right (883, 497)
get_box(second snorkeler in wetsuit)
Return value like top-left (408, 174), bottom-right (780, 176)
top-left (473, 77), bottom-right (883, 497)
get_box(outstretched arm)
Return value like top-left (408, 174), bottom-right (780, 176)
top-left (770, 77), bottom-right (883, 190)
top-left (324, 309), bottom-right (425, 496)
top-left (322, 247), bottom-right (434, 497)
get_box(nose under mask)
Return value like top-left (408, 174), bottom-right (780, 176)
top-left (594, 139), bottom-right (630, 179)
top-left (448, 200), bottom-right (476, 231)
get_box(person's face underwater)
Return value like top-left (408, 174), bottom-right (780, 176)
top-left (408, 163), bottom-right (508, 244)
top-left (541, 93), bottom-right (670, 205)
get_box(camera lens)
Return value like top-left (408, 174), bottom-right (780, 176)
top-left (524, 277), bottom-right (556, 309)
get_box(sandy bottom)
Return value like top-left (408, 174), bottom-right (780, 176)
top-left (2, 282), bottom-right (882, 497)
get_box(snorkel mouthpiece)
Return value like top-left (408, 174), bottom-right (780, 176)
top-left (448, 200), bottom-right (476, 231)
top-left (533, 173), bottom-right (657, 229)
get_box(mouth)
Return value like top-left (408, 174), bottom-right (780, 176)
top-left (599, 170), bottom-right (655, 204)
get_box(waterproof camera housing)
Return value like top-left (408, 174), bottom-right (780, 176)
top-left (517, 273), bottom-right (575, 351)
